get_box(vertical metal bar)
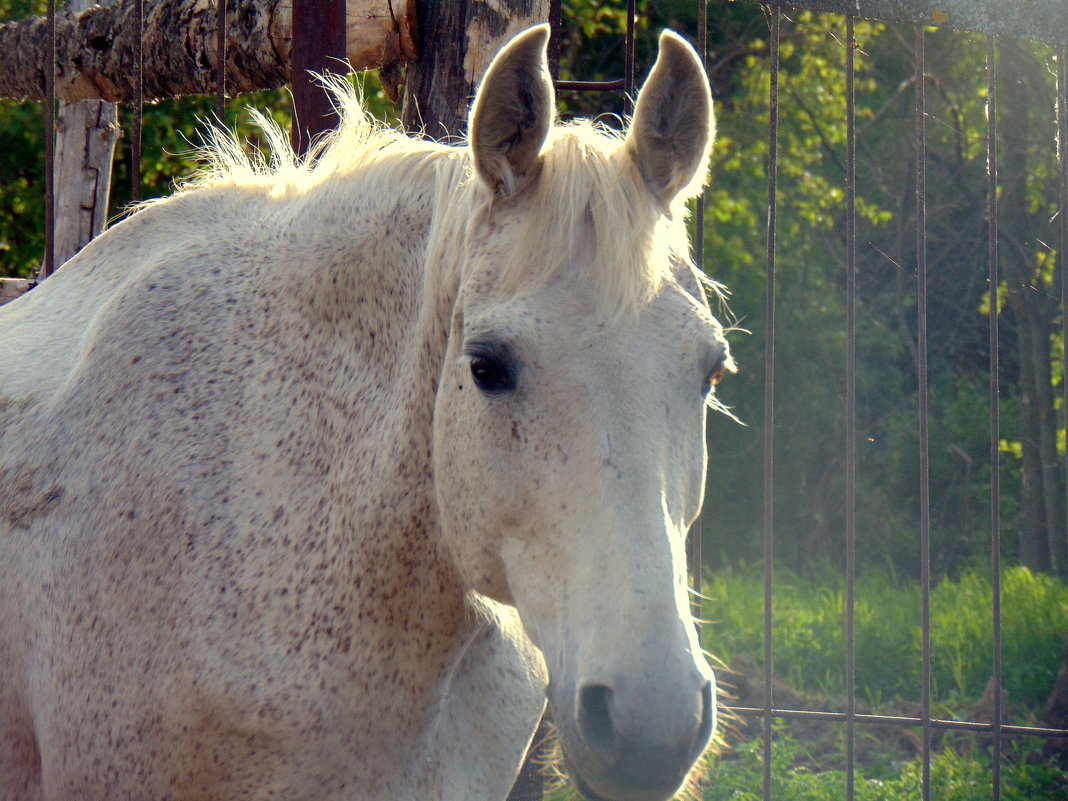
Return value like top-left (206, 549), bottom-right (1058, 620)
top-left (132, 0), bottom-right (143, 203)
top-left (291, 0), bottom-right (347, 157)
top-left (216, 0), bottom-right (227, 123)
top-left (985, 35), bottom-right (1003, 801)
top-left (763, 8), bottom-right (781, 801)
top-left (1059, 44), bottom-right (1068, 578)
top-left (691, 0), bottom-right (708, 624)
top-left (693, 1), bottom-right (708, 269)
top-left (914, 24), bottom-right (932, 801)
top-left (843, 14), bottom-right (857, 801)
top-left (43, 0), bottom-right (55, 278)
top-left (623, 0), bottom-right (635, 117)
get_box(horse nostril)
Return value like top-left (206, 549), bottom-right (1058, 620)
top-left (577, 683), bottom-right (621, 763)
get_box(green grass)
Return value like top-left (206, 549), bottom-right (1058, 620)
top-left (546, 564), bottom-right (1066, 801)
top-left (545, 733), bottom-right (1064, 801)
top-left (700, 564), bottom-right (1068, 714)
top-left (701, 731), bottom-right (1064, 801)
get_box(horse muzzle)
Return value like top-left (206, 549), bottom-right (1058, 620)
top-left (555, 675), bottom-right (716, 801)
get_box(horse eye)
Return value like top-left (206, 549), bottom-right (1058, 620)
top-left (470, 356), bottom-right (515, 394)
top-left (704, 361), bottom-right (727, 394)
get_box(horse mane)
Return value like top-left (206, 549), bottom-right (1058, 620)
top-left (166, 79), bottom-right (701, 319)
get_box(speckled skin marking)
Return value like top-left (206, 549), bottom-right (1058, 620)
top-left (0, 26), bottom-right (729, 801)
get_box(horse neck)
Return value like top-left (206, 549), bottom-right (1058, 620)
top-left (270, 149), bottom-right (474, 624)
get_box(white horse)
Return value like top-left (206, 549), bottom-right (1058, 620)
top-left (0, 25), bottom-right (733, 801)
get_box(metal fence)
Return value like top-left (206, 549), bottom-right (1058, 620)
top-left (11, 1), bottom-right (1068, 800)
top-left (37, 0), bottom-right (346, 278)
top-left (550, 1), bottom-right (1068, 799)
top-left (695, 3), bottom-right (1068, 801)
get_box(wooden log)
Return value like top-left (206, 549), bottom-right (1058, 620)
top-left (0, 0), bottom-right (416, 103)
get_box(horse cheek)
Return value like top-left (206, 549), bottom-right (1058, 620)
top-left (432, 383), bottom-right (515, 603)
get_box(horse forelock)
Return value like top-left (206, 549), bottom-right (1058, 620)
top-left (481, 121), bottom-right (693, 320)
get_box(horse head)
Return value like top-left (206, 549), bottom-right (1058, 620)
top-left (432, 25), bottom-right (731, 801)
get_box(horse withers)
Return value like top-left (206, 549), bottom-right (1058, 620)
top-left (0, 24), bottom-right (734, 801)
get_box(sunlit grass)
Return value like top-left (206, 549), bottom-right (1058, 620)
top-left (700, 563), bottom-right (1067, 713)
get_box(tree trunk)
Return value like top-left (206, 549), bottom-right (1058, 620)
top-left (0, 0), bottom-right (416, 103)
top-left (1015, 304), bottom-right (1055, 572)
top-left (401, 0), bottom-right (548, 139)
top-left (999, 38), bottom-right (1064, 575)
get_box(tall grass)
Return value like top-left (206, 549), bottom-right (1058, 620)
top-left (702, 731), bottom-right (1063, 801)
top-left (701, 564), bottom-right (1068, 712)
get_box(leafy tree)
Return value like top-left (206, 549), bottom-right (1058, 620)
top-left (679, 7), bottom-right (1065, 579)
top-left (0, 1), bottom-right (47, 277)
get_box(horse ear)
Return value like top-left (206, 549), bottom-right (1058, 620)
top-left (469, 24), bottom-right (554, 199)
top-left (625, 30), bottom-right (715, 207)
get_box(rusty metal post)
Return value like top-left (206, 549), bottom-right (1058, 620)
top-left (132, 0), bottom-right (143, 202)
top-left (985, 35), bottom-right (1003, 801)
top-left (42, 0), bottom-right (55, 278)
top-left (762, 9), bottom-right (781, 800)
top-left (291, 0), bottom-right (347, 157)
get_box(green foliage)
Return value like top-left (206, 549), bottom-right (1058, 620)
top-left (547, 726), bottom-right (1063, 801)
top-left (697, 8), bottom-right (1066, 578)
top-left (701, 731), bottom-right (1063, 801)
top-left (0, 98), bottom-right (46, 276)
top-left (930, 566), bottom-right (1068, 707)
top-left (701, 564), bottom-right (1068, 714)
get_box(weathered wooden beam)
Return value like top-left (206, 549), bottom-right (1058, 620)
top-left (52, 0), bottom-right (120, 270)
top-left (752, 0), bottom-right (1068, 45)
top-left (0, 0), bottom-right (416, 103)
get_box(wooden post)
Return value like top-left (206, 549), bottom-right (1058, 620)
top-left (53, 0), bottom-right (120, 269)
top-left (401, 0), bottom-right (550, 139)
top-left (290, 0), bottom-right (347, 156)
